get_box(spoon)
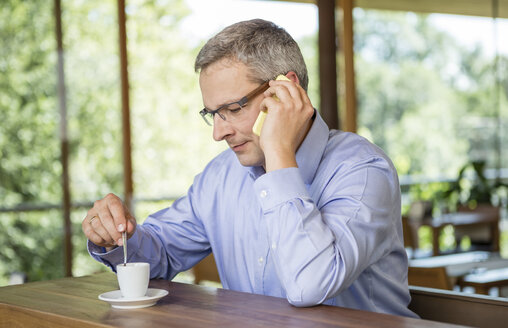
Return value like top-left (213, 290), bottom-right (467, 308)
top-left (122, 231), bottom-right (127, 266)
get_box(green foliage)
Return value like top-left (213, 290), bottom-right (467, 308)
top-left (0, 211), bottom-right (64, 284)
top-left (354, 10), bottom-right (507, 180)
top-left (416, 225), bottom-right (457, 254)
top-left (0, 0), bottom-right (60, 206)
top-left (63, 0), bottom-right (124, 200)
top-left (0, 0), bottom-right (68, 284)
top-left (440, 160), bottom-right (508, 210)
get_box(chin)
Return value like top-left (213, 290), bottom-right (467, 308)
top-left (236, 154), bottom-right (265, 168)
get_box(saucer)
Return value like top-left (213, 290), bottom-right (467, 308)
top-left (98, 288), bottom-right (168, 309)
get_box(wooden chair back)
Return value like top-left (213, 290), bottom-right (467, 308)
top-left (455, 204), bottom-right (500, 251)
top-left (408, 266), bottom-right (452, 290)
top-left (402, 215), bottom-right (418, 249)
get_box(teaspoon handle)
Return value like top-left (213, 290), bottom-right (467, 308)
top-left (122, 231), bottom-right (127, 266)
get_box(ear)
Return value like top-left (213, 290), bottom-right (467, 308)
top-left (285, 71), bottom-right (300, 85)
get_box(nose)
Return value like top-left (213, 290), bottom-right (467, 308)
top-left (212, 115), bottom-right (234, 141)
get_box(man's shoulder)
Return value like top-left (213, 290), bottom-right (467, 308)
top-left (324, 130), bottom-right (394, 168)
top-left (328, 130), bottom-right (384, 155)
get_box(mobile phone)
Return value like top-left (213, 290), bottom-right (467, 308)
top-left (252, 74), bottom-right (291, 136)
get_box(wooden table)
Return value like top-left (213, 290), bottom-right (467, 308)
top-left (0, 272), bottom-right (464, 327)
top-left (459, 267), bottom-right (508, 295)
top-left (409, 251), bottom-right (508, 278)
top-left (410, 211), bottom-right (500, 256)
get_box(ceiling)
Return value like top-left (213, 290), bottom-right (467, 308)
top-left (274, 0), bottom-right (508, 19)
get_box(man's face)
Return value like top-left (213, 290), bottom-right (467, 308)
top-left (199, 59), bottom-right (266, 167)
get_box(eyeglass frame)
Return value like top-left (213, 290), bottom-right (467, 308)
top-left (199, 80), bottom-right (270, 126)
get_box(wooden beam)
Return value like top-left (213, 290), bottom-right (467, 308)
top-left (317, 0), bottom-right (339, 129)
top-left (273, 0), bottom-right (508, 19)
top-left (356, 0), bottom-right (508, 19)
top-left (54, 0), bottom-right (72, 278)
top-left (340, 0), bottom-right (356, 132)
top-left (117, 0), bottom-right (134, 212)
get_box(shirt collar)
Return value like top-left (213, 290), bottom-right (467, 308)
top-left (247, 110), bottom-right (330, 183)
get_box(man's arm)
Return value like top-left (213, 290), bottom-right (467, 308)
top-left (254, 157), bottom-right (402, 307)
top-left (86, 183), bottom-right (211, 280)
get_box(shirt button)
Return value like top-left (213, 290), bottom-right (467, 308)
top-left (258, 257), bottom-right (264, 265)
top-left (260, 190), bottom-right (267, 198)
top-left (271, 243), bottom-right (277, 250)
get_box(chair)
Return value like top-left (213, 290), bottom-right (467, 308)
top-left (453, 204), bottom-right (500, 252)
top-left (408, 266), bottom-right (453, 290)
top-left (192, 253), bottom-right (220, 285)
top-left (407, 200), bottom-right (433, 223)
top-left (405, 200), bottom-right (433, 252)
top-left (402, 215), bottom-right (432, 258)
top-left (402, 215), bottom-right (418, 250)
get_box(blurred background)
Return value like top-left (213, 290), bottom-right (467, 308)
top-left (1, 0), bottom-right (507, 287)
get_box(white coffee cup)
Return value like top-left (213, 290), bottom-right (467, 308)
top-left (116, 262), bottom-right (150, 299)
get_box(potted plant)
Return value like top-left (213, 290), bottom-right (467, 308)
top-left (439, 160), bottom-right (507, 251)
top-left (441, 160), bottom-right (507, 211)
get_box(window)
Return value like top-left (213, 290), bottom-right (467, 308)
top-left (354, 9), bottom-right (507, 185)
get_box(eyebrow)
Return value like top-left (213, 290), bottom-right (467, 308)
top-left (204, 93), bottom-right (244, 112)
top-left (203, 98), bottom-right (241, 113)
top-left (204, 81), bottom-right (270, 112)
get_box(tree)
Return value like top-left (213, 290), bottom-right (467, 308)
top-left (354, 9), bottom-right (505, 180)
top-left (0, 0), bottom-right (60, 206)
top-left (0, 0), bottom-right (62, 284)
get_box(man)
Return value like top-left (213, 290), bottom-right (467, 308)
top-left (83, 19), bottom-right (416, 317)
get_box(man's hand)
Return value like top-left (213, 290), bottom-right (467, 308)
top-left (82, 193), bottom-right (137, 249)
top-left (259, 75), bottom-right (314, 172)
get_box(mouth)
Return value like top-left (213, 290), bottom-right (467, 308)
top-left (230, 141), bottom-right (248, 152)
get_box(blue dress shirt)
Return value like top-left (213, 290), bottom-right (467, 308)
top-left (89, 112), bottom-right (417, 318)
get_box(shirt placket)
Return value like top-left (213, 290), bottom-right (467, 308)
top-left (253, 204), bottom-right (270, 294)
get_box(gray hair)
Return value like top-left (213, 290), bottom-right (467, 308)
top-left (194, 19), bottom-right (309, 91)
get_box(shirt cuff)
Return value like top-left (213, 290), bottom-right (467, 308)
top-left (87, 228), bottom-right (142, 272)
top-left (253, 167), bottom-right (309, 210)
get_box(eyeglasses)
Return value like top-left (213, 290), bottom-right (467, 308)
top-left (199, 81), bottom-right (270, 126)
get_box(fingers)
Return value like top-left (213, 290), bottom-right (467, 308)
top-left (260, 78), bottom-right (313, 126)
top-left (268, 79), bottom-right (301, 102)
top-left (82, 193), bottom-right (137, 248)
top-left (295, 83), bottom-right (313, 108)
top-left (95, 194), bottom-right (124, 245)
top-left (93, 214), bottom-right (117, 245)
top-left (107, 196), bottom-right (128, 232)
top-left (257, 77), bottom-right (315, 172)
top-left (263, 79), bottom-right (311, 117)
top-left (82, 213), bottom-right (114, 247)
